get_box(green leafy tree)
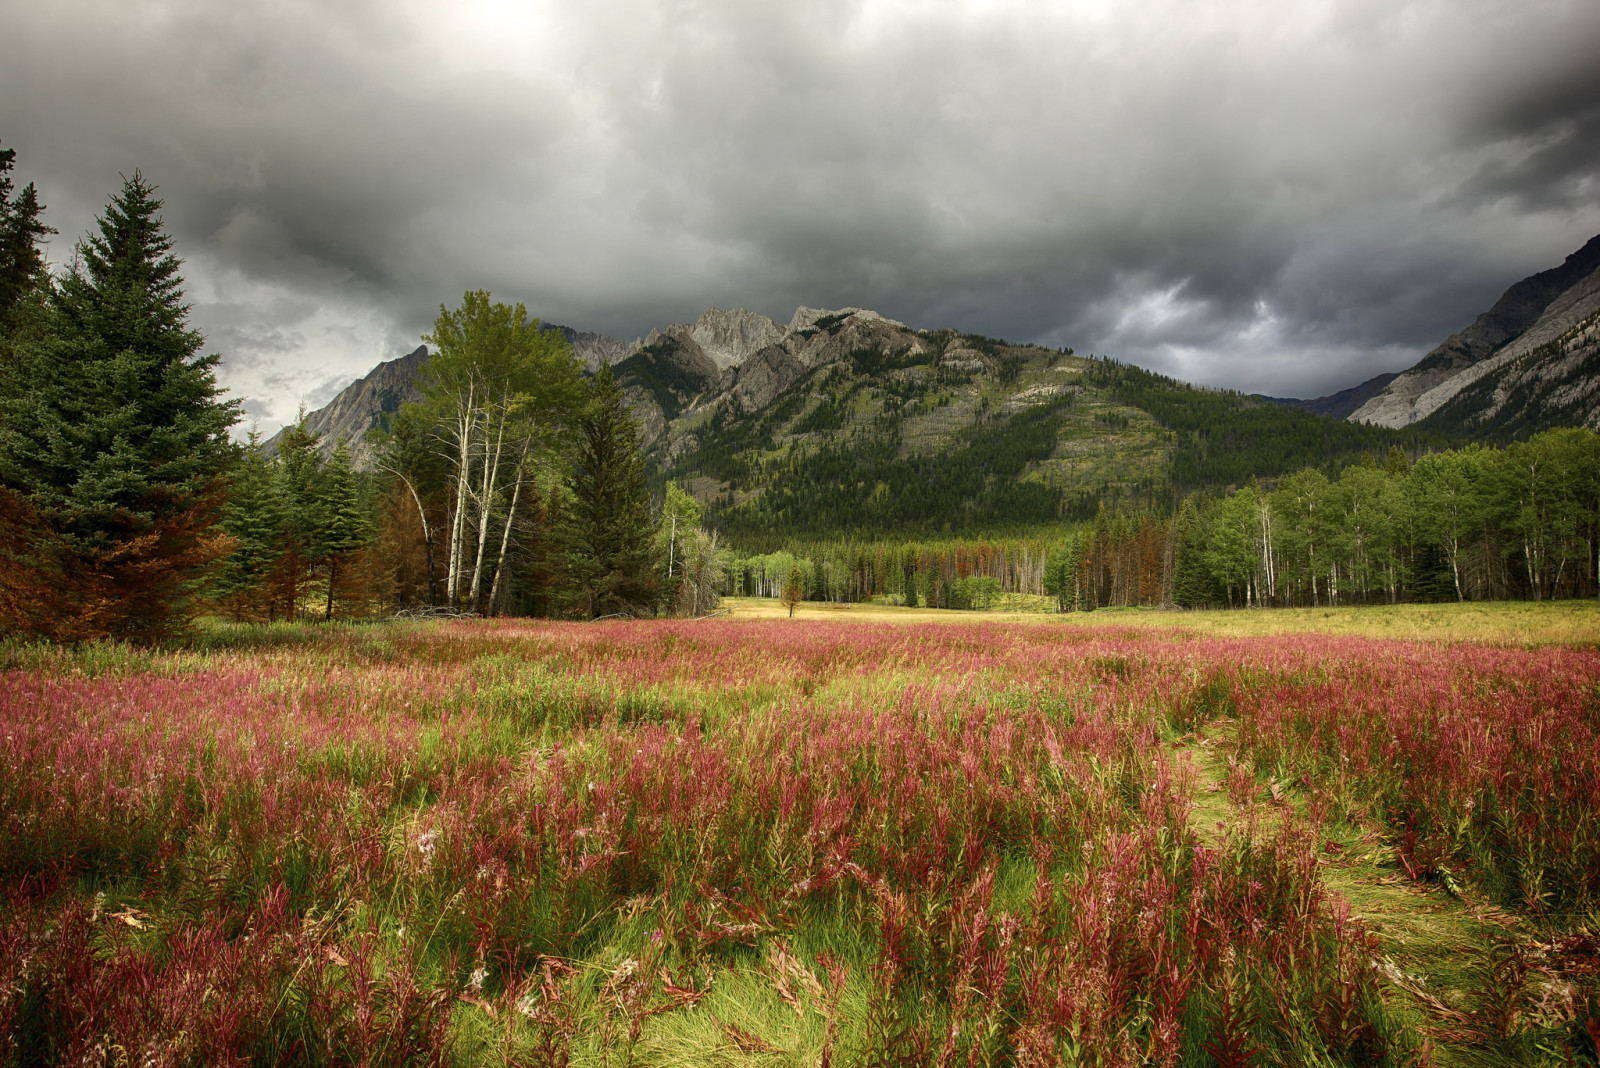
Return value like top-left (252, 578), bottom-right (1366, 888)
top-left (1410, 447), bottom-right (1486, 601)
top-left (0, 173), bottom-right (238, 640)
top-left (1272, 468), bottom-right (1332, 606)
top-left (781, 565), bottom-right (805, 617)
top-left (1169, 499), bottom-right (1210, 607)
top-left (271, 416), bottom-right (325, 620)
top-left (1327, 465), bottom-right (1399, 603)
top-left (558, 363), bottom-right (659, 618)
top-left (369, 404), bottom-right (449, 606)
top-left (659, 480), bottom-right (702, 582)
top-left (419, 291), bottom-right (583, 612)
top-left (317, 436), bottom-right (372, 619)
top-left (1489, 432), bottom-right (1581, 600)
top-left (1043, 536), bottom-right (1081, 612)
top-left (1205, 489), bottom-right (1259, 607)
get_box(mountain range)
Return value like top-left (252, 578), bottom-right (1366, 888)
top-left (266, 233), bottom-right (1599, 537)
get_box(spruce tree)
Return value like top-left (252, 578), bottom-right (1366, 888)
top-left (0, 141), bottom-right (54, 330)
top-left (0, 172), bottom-right (238, 639)
top-left (558, 362), bottom-right (658, 618)
top-left (271, 416), bottom-right (323, 620)
top-left (215, 430), bottom-right (287, 620)
top-left (318, 436), bottom-right (372, 619)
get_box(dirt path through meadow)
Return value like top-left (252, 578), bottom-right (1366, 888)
top-left (1174, 729), bottom-right (1557, 1067)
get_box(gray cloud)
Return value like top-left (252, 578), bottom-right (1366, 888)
top-left (3, 0), bottom-right (1598, 427)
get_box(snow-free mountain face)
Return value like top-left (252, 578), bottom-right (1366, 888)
top-left (1349, 234), bottom-right (1600, 436)
top-left (260, 344), bottom-right (429, 469)
top-left (268, 303), bottom-right (1435, 538)
top-left (260, 307), bottom-right (849, 465)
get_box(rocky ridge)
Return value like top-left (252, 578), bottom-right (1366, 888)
top-left (261, 344), bottom-right (429, 469)
top-left (1350, 233), bottom-right (1600, 432)
top-left (262, 306), bottom-right (934, 468)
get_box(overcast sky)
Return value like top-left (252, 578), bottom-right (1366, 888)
top-left (4, 0), bottom-right (1599, 433)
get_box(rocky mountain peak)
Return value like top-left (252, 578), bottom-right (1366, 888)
top-left (262, 344), bottom-right (429, 468)
top-left (686, 308), bottom-right (785, 369)
top-left (787, 306), bottom-right (908, 334)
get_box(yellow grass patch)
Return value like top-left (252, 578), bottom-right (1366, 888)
top-left (719, 596), bottom-right (1600, 645)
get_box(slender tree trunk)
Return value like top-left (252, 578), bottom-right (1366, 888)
top-left (325, 556), bottom-right (337, 621)
top-left (446, 388), bottom-right (476, 608)
top-left (1449, 538), bottom-right (1463, 602)
top-left (487, 443), bottom-right (532, 614)
top-left (388, 469), bottom-right (437, 607)
top-left (469, 414), bottom-right (509, 612)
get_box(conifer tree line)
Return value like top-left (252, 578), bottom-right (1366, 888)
top-left (0, 149), bottom-right (702, 640)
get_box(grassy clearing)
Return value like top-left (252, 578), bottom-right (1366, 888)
top-left (723, 596), bottom-right (1600, 645)
top-left (1, 617), bottom-right (1596, 1064)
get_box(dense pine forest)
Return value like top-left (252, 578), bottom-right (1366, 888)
top-left (3, 148), bottom-right (1599, 642)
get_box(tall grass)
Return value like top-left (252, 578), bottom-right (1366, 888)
top-left (2, 618), bottom-right (1592, 1063)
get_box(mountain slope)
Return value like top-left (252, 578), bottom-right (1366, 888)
top-left (262, 344), bottom-right (428, 468)
top-left (1350, 233), bottom-right (1600, 434)
top-left (261, 324), bottom-right (640, 465)
top-left (641, 310), bottom-right (1445, 542)
top-left (269, 304), bottom-right (1447, 541)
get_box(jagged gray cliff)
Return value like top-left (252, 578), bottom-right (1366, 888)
top-left (615, 306), bottom-right (930, 454)
top-left (1349, 233), bottom-right (1600, 435)
top-left (261, 344), bottom-right (429, 469)
top-left (263, 307), bottom-right (905, 468)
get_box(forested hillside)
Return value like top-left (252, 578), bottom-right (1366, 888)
top-left (640, 317), bottom-right (1449, 543)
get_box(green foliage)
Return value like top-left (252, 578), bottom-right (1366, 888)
top-left (1171, 498), bottom-right (1213, 608)
top-left (1159, 427), bottom-right (1600, 608)
top-left (0, 173), bottom-right (239, 548)
top-left (215, 431), bottom-right (287, 617)
top-left (711, 399), bottom-right (1071, 540)
top-left (0, 172), bottom-right (238, 640)
top-left (557, 364), bottom-right (660, 618)
top-left (1087, 359), bottom-right (1450, 490)
top-left (1205, 488), bottom-right (1261, 607)
top-left (416, 290), bottom-right (584, 613)
top-left (0, 140), bottom-right (53, 330)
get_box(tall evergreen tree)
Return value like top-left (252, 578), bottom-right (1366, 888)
top-left (271, 416), bottom-right (325, 620)
top-left (558, 363), bottom-right (658, 618)
top-left (0, 172), bottom-right (238, 640)
top-left (215, 429), bottom-right (287, 620)
top-left (0, 141), bottom-right (54, 329)
top-left (318, 436), bottom-right (372, 619)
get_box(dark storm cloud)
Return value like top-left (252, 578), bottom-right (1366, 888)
top-left (3, 0), bottom-right (1599, 427)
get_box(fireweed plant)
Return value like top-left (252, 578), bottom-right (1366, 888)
top-left (0, 620), bottom-right (1595, 1065)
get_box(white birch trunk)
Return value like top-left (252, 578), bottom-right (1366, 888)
top-left (446, 383), bottom-right (476, 608)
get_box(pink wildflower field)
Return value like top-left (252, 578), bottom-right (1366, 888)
top-left (1, 619), bottom-right (1597, 1066)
